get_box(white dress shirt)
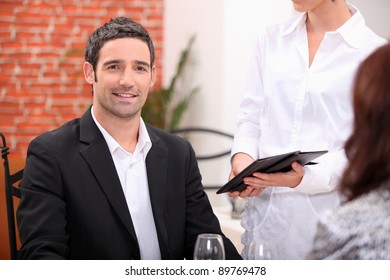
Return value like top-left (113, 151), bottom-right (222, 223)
top-left (232, 4), bottom-right (387, 259)
top-left (91, 109), bottom-right (161, 259)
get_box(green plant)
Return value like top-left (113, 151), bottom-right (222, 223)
top-left (142, 35), bottom-right (199, 131)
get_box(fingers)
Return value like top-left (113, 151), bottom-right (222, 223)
top-left (228, 191), bottom-right (240, 198)
top-left (228, 162), bottom-right (305, 198)
top-left (247, 162), bottom-right (305, 188)
top-left (291, 162), bottom-right (305, 176)
top-left (238, 186), bottom-right (254, 198)
top-left (248, 187), bottom-right (264, 197)
top-left (229, 186), bottom-right (265, 198)
top-left (243, 176), bottom-right (270, 188)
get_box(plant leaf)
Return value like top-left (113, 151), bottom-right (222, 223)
top-left (141, 34), bottom-right (199, 130)
top-left (167, 86), bottom-right (199, 131)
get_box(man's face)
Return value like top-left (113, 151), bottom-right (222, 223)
top-left (84, 37), bottom-right (156, 121)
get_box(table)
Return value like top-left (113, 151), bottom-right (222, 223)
top-left (213, 206), bottom-right (244, 253)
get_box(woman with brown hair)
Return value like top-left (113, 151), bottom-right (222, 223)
top-left (308, 43), bottom-right (390, 259)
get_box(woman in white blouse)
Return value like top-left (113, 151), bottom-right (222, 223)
top-left (229, 0), bottom-right (387, 259)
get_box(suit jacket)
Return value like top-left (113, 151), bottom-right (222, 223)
top-left (17, 108), bottom-right (241, 260)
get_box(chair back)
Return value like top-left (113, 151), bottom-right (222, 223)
top-left (1, 132), bottom-right (22, 260)
top-left (170, 127), bottom-right (233, 189)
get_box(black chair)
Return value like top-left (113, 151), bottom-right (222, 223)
top-left (1, 132), bottom-right (22, 260)
top-left (170, 127), bottom-right (234, 190)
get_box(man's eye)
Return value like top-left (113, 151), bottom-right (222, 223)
top-left (135, 66), bottom-right (147, 72)
top-left (108, 65), bottom-right (120, 70)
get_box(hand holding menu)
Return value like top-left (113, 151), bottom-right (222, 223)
top-left (216, 150), bottom-right (328, 194)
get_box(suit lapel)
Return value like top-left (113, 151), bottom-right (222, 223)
top-left (78, 109), bottom-right (139, 243)
top-left (77, 111), bottom-right (172, 258)
top-left (145, 127), bottom-right (171, 258)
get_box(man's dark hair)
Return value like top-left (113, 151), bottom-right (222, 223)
top-left (85, 17), bottom-right (155, 73)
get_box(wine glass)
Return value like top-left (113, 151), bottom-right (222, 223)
top-left (247, 240), bottom-right (277, 260)
top-left (193, 233), bottom-right (225, 260)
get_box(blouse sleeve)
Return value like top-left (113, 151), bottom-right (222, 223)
top-left (294, 148), bottom-right (348, 194)
top-left (231, 31), bottom-right (266, 160)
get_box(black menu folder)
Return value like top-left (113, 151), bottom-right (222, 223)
top-left (216, 150), bottom-right (328, 194)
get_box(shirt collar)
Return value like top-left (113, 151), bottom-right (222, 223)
top-left (91, 106), bottom-right (152, 161)
top-left (282, 12), bottom-right (306, 37)
top-left (282, 3), bottom-right (365, 50)
top-left (336, 4), bottom-right (364, 49)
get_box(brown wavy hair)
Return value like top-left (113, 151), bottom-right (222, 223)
top-left (341, 43), bottom-right (390, 201)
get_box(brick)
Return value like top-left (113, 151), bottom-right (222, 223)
top-left (15, 13), bottom-right (52, 23)
top-left (0, 103), bottom-right (22, 114)
top-left (0, 2), bottom-right (22, 12)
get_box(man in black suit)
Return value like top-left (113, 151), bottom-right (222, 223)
top-left (16, 17), bottom-right (241, 260)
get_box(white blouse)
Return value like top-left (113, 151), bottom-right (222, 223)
top-left (232, 5), bottom-right (387, 259)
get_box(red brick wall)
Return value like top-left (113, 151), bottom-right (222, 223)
top-left (0, 0), bottom-right (164, 157)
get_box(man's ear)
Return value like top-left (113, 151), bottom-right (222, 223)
top-left (149, 65), bottom-right (156, 88)
top-left (83, 62), bottom-right (95, 84)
